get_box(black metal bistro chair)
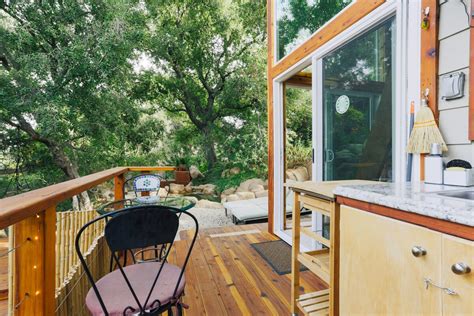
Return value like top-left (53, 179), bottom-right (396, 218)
top-left (75, 205), bottom-right (198, 316)
top-left (124, 174), bottom-right (170, 205)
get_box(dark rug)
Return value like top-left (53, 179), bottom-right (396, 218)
top-left (251, 240), bottom-right (307, 275)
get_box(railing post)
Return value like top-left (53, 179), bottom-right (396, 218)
top-left (13, 206), bottom-right (56, 316)
top-left (114, 174), bottom-right (125, 204)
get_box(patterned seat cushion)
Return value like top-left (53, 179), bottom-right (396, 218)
top-left (86, 262), bottom-right (185, 316)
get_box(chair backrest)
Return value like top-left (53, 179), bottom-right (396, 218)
top-left (105, 206), bottom-right (178, 252)
top-left (75, 205), bottom-right (199, 315)
top-left (124, 174), bottom-right (162, 198)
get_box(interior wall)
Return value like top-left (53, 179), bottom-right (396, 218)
top-left (438, 0), bottom-right (474, 164)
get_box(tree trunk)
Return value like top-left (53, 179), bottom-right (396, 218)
top-left (48, 144), bottom-right (92, 211)
top-left (201, 126), bottom-right (217, 170)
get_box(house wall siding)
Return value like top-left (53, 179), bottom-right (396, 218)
top-left (438, 0), bottom-right (474, 164)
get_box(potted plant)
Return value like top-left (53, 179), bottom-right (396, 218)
top-left (175, 158), bottom-right (192, 185)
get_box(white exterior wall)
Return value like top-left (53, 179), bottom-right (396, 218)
top-left (438, 0), bottom-right (474, 164)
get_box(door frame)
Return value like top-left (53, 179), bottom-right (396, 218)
top-left (272, 0), bottom-right (421, 243)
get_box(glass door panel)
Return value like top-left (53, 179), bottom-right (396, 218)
top-left (322, 17), bottom-right (395, 181)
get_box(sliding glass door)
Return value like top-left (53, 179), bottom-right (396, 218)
top-left (322, 17), bottom-right (395, 181)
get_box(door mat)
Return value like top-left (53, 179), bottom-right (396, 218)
top-left (250, 240), bottom-right (307, 275)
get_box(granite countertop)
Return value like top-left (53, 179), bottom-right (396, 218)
top-left (334, 182), bottom-right (474, 227)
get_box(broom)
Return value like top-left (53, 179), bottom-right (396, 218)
top-left (406, 97), bottom-right (447, 154)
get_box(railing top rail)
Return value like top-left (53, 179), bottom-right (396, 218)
top-left (128, 166), bottom-right (177, 172)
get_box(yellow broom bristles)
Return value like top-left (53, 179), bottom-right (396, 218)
top-left (406, 105), bottom-right (447, 154)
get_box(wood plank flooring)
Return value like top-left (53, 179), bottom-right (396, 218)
top-left (174, 223), bottom-right (327, 315)
top-left (0, 224), bottom-right (327, 315)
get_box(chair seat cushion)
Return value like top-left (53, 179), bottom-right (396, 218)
top-left (135, 196), bottom-right (160, 204)
top-left (86, 262), bottom-right (185, 316)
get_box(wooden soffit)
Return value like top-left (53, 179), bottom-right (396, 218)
top-left (269, 0), bottom-right (386, 79)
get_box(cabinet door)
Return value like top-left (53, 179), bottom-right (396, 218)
top-left (442, 234), bottom-right (474, 316)
top-left (339, 205), bottom-right (442, 315)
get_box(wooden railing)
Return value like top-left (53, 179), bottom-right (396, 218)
top-left (0, 166), bottom-right (176, 315)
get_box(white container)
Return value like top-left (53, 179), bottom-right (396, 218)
top-left (443, 169), bottom-right (474, 186)
top-left (424, 144), bottom-right (444, 185)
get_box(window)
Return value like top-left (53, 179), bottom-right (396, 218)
top-left (322, 17), bottom-right (396, 181)
top-left (276, 0), bottom-right (352, 61)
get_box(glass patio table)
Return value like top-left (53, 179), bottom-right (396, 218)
top-left (96, 196), bottom-right (196, 215)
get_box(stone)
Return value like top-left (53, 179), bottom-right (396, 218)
top-left (226, 194), bottom-right (240, 202)
top-left (184, 182), bottom-right (193, 193)
top-left (236, 178), bottom-right (265, 192)
top-left (201, 184), bottom-right (216, 195)
top-left (169, 183), bottom-right (185, 194)
top-left (293, 166), bottom-right (309, 182)
top-left (248, 183), bottom-right (265, 193)
top-left (189, 165), bottom-right (203, 179)
top-left (195, 199), bottom-right (224, 209)
top-left (229, 167), bottom-right (241, 175)
top-left (222, 187), bottom-right (237, 195)
top-left (236, 191), bottom-right (255, 200)
top-left (158, 188), bottom-right (169, 197)
top-left (221, 169), bottom-right (230, 178)
top-left (255, 190), bottom-right (268, 198)
top-left (285, 170), bottom-right (297, 181)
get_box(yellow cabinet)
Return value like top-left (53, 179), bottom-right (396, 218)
top-left (339, 205), bottom-right (474, 315)
top-left (442, 235), bottom-right (474, 316)
top-left (339, 205), bottom-right (442, 315)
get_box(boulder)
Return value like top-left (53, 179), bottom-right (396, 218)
top-left (226, 194), bottom-right (240, 202)
top-left (158, 188), bottom-right (169, 197)
top-left (189, 165), bottom-right (203, 179)
top-left (236, 178), bottom-right (265, 192)
top-left (201, 184), bottom-right (216, 195)
top-left (293, 166), bottom-right (309, 182)
top-left (195, 199), bottom-right (224, 209)
top-left (222, 187), bottom-right (237, 195)
top-left (229, 167), bottom-right (241, 175)
top-left (236, 191), bottom-right (256, 200)
top-left (221, 169), bottom-right (230, 178)
top-left (255, 190), bottom-right (268, 198)
top-left (248, 183), bottom-right (265, 193)
top-left (285, 170), bottom-right (297, 181)
top-left (184, 182), bottom-right (193, 193)
top-left (169, 183), bottom-right (185, 194)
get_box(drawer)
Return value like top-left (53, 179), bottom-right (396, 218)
top-left (300, 195), bottom-right (331, 217)
top-left (442, 234), bottom-right (474, 290)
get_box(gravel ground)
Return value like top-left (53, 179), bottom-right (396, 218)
top-left (177, 207), bottom-right (233, 239)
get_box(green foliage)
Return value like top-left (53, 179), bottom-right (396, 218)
top-left (286, 141), bottom-right (311, 169)
top-left (137, 0), bottom-right (267, 169)
top-left (277, 0), bottom-right (350, 58)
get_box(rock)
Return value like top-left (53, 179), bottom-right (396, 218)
top-left (189, 165), bottom-right (203, 179)
top-left (229, 167), bottom-right (241, 175)
top-left (195, 199), bottom-right (224, 209)
top-left (236, 191), bottom-right (255, 200)
top-left (263, 179), bottom-right (268, 190)
top-left (221, 169), bottom-right (229, 178)
top-left (285, 170), bottom-right (297, 181)
top-left (201, 184), bottom-right (216, 195)
top-left (236, 178), bottom-right (265, 192)
top-left (226, 194), bottom-right (240, 202)
top-left (255, 190), bottom-right (268, 198)
top-left (222, 187), bottom-right (237, 195)
top-left (158, 188), bottom-right (169, 197)
top-left (248, 183), bottom-right (264, 193)
top-left (221, 196), bottom-right (227, 203)
top-left (293, 166), bottom-right (309, 182)
top-left (184, 182), bottom-right (193, 193)
top-left (169, 183), bottom-right (185, 194)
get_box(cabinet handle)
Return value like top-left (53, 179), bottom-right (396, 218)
top-left (411, 246), bottom-right (427, 257)
top-left (451, 262), bottom-right (471, 275)
top-left (424, 278), bottom-right (457, 295)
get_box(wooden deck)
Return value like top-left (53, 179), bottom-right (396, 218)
top-left (173, 223), bottom-right (327, 315)
top-left (0, 224), bottom-right (327, 315)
